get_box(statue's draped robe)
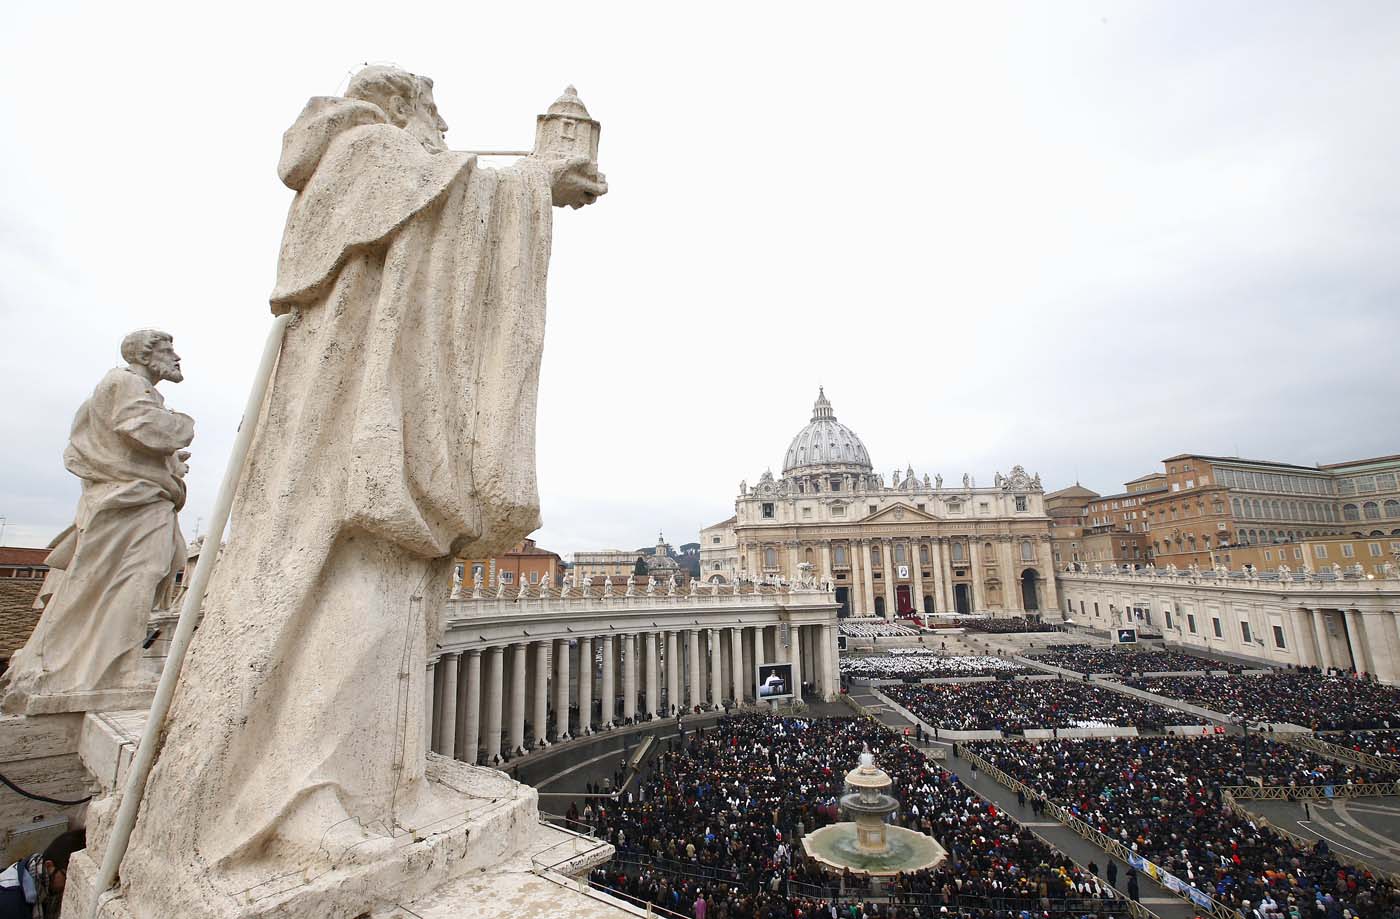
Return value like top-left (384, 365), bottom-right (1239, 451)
top-left (123, 97), bottom-right (552, 909)
top-left (1, 369), bottom-right (190, 713)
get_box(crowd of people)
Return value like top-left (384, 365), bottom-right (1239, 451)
top-left (1031, 645), bottom-right (1244, 676)
top-left (840, 654), bottom-right (1031, 680)
top-left (1122, 672), bottom-right (1400, 730)
top-left (840, 619), bottom-right (921, 639)
top-left (882, 681), bottom-right (1199, 733)
top-left (964, 736), bottom-right (1399, 917)
top-left (961, 617), bottom-right (1063, 635)
top-left (586, 713), bottom-right (1125, 919)
top-left (1319, 729), bottom-right (1400, 762)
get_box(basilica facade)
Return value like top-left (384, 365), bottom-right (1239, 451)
top-left (701, 389), bottom-right (1057, 617)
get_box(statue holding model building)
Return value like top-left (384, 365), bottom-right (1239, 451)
top-left (106, 66), bottom-right (606, 918)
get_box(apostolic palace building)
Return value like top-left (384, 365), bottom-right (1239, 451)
top-left (702, 389), bottom-right (1058, 618)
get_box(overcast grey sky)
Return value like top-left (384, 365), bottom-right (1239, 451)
top-left (2, 2), bottom-right (1397, 558)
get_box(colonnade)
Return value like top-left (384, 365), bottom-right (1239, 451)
top-left (424, 622), bottom-right (839, 765)
top-left (1298, 606), bottom-right (1400, 685)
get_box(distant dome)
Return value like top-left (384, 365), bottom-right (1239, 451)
top-left (782, 388), bottom-right (873, 477)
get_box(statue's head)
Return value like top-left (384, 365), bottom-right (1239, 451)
top-left (121, 329), bottom-right (183, 384)
top-left (346, 65), bottom-right (448, 153)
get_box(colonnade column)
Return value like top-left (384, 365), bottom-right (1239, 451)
top-left (709, 630), bottom-right (723, 705)
top-left (928, 539), bottom-right (945, 613)
top-left (789, 624), bottom-right (804, 698)
top-left (622, 634), bottom-right (638, 722)
top-left (911, 542), bottom-right (925, 614)
top-left (425, 659), bottom-right (438, 755)
top-left (437, 651), bottom-right (459, 756)
top-left (645, 632), bottom-right (660, 718)
top-left (459, 649), bottom-right (481, 763)
top-left (554, 638), bottom-right (571, 739)
top-left (666, 631), bottom-right (680, 717)
top-left (730, 627), bottom-right (745, 702)
top-left (577, 637), bottom-right (593, 734)
top-left (1361, 610), bottom-right (1398, 684)
top-left (599, 635), bottom-right (615, 729)
top-left (483, 646), bottom-right (504, 763)
top-left (880, 539), bottom-right (896, 618)
top-left (508, 644), bottom-right (526, 754)
top-left (741, 627), bottom-right (756, 698)
top-left (1309, 609), bottom-right (1335, 671)
top-left (533, 641), bottom-right (549, 748)
top-left (1343, 609), bottom-right (1372, 674)
top-left (821, 623), bottom-right (836, 699)
top-left (687, 629), bottom-right (703, 710)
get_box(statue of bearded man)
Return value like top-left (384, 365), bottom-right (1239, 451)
top-left (2, 329), bottom-right (193, 714)
top-left (116, 65), bottom-right (605, 915)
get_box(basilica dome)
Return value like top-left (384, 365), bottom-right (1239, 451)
top-left (782, 388), bottom-right (874, 477)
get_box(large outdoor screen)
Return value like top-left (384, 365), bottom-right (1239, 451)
top-left (756, 662), bottom-right (794, 700)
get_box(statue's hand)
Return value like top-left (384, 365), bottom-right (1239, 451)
top-left (546, 155), bottom-right (607, 209)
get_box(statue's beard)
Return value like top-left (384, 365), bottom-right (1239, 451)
top-left (154, 360), bottom-right (184, 383)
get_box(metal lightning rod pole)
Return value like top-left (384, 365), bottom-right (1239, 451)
top-left (91, 312), bottom-right (291, 917)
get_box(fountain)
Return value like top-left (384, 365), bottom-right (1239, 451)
top-left (801, 745), bottom-right (946, 876)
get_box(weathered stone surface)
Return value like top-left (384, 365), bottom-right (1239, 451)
top-left (1, 331), bottom-right (192, 715)
top-left (97, 66), bottom-right (605, 918)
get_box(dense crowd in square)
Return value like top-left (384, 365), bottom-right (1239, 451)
top-left (965, 736), bottom-right (1399, 918)
top-left (1122, 672), bottom-right (1400, 730)
top-left (1031, 645), bottom-right (1245, 676)
top-left (839, 618), bottom-right (921, 639)
top-left (882, 680), bottom-right (1200, 733)
top-left (961, 616), bottom-right (1064, 635)
top-left (1319, 729), bottom-right (1400, 763)
top-left (839, 654), bottom-right (1032, 679)
top-left (585, 713), bottom-right (1125, 919)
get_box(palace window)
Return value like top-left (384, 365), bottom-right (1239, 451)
top-left (500, 571), bottom-right (513, 584)
top-left (762, 502), bottom-right (775, 519)
top-left (1014, 496), bottom-right (1028, 512)
top-left (1272, 625), bottom-right (1287, 649)
top-left (1342, 544), bottom-right (1354, 558)
top-left (894, 544), bottom-right (906, 564)
top-left (1212, 618), bottom-right (1223, 638)
top-left (529, 571), bottom-right (539, 584)
top-left (1186, 613), bottom-right (1196, 634)
top-left (801, 506), bottom-right (812, 518)
top-left (830, 477), bottom-right (842, 492)
top-left (834, 545), bottom-right (847, 566)
top-left (832, 504), bottom-right (846, 517)
top-left (712, 536), bottom-right (721, 544)
top-left (764, 548), bottom-right (777, 567)
top-left (870, 545), bottom-right (881, 564)
top-left (950, 543), bottom-right (965, 562)
top-left (919, 544), bottom-right (930, 564)
top-left (1241, 621), bottom-right (1252, 644)
top-left (1020, 542), bottom-right (1034, 561)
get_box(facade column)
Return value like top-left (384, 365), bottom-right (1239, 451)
top-left (1344, 609), bottom-right (1372, 674)
top-left (459, 649), bottom-right (481, 762)
top-left (508, 644), bottom-right (526, 754)
top-left (860, 540), bottom-right (877, 616)
top-left (819, 541), bottom-right (833, 583)
top-left (645, 632), bottom-right (661, 717)
top-left (788, 542), bottom-right (802, 581)
top-left (688, 629), bottom-right (703, 710)
top-left (599, 635), bottom-right (615, 728)
top-left (709, 629), bottom-right (723, 705)
top-left (1361, 610), bottom-right (1398, 684)
top-left (554, 638), bottom-right (571, 739)
top-left (970, 540), bottom-right (987, 612)
top-left (533, 641), bottom-right (549, 748)
top-left (911, 541), bottom-right (925, 615)
top-left (437, 652), bottom-right (460, 757)
top-left (483, 646), bottom-right (504, 764)
top-left (848, 542), bottom-right (863, 615)
top-left (666, 631), bottom-right (680, 717)
top-left (1000, 537), bottom-right (1022, 612)
top-left (730, 626), bottom-right (745, 702)
top-left (425, 659), bottom-right (439, 756)
top-left (929, 538), bottom-right (946, 614)
top-left (1038, 537), bottom-right (1058, 614)
top-left (577, 637), bottom-right (593, 734)
top-left (622, 634), bottom-right (638, 722)
top-left (939, 538), bottom-right (956, 612)
top-left (881, 538), bottom-right (896, 618)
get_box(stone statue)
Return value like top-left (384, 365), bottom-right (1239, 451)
top-left (471, 569), bottom-right (484, 599)
top-left (2, 330), bottom-right (194, 715)
top-left (935, 474), bottom-right (942, 489)
top-left (962, 473), bottom-right (970, 488)
top-left (923, 473), bottom-right (930, 489)
top-left (626, 574), bottom-right (637, 597)
top-left (116, 66), bottom-right (607, 916)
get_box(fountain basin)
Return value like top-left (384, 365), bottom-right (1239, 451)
top-left (802, 822), bottom-right (946, 877)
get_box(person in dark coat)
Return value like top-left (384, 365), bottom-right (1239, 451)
top-left (1126, 868), bottom-right (1139, 902)
top-left (1107, 861), bottom-right (1117, 886)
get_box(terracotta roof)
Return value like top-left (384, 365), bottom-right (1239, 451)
top-left (0, 547), bottom-right (50, 567)
top-left (0, 579), bottom-right (44, 660)
top-left (703, 515), bottom-right (737, 530)
top-left (1124, 472), bottom-right (1165, 485)
top-left (1044, 485), bottom-right (1098, 500)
